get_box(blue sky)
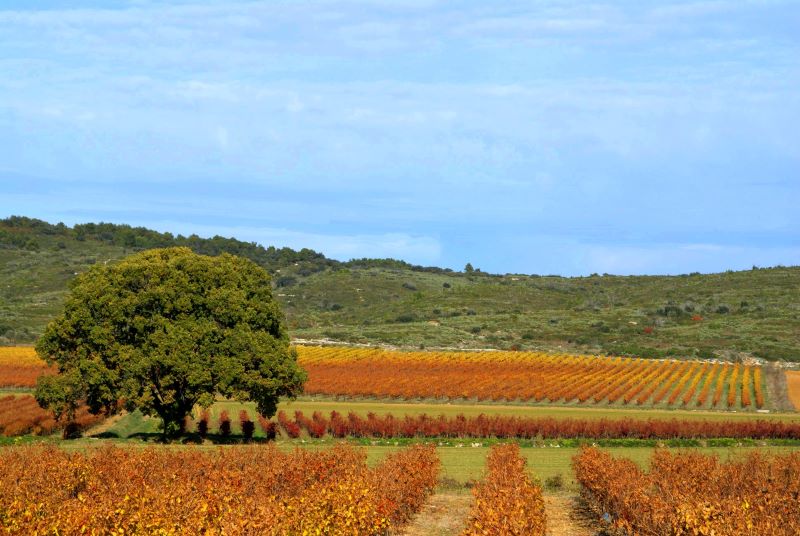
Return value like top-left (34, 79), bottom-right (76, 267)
top-left (1, 1), bottom-right (798, 275)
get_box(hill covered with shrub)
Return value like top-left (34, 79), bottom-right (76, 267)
top-left (2, 216), bottom-right (798, 361)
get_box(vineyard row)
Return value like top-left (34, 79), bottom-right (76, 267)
top-left (297, 346), bottom-right (766, 409)
top-left (574, 446), bottom-right (800, 535)
top-left (0, 395), bottom-right (103, 437)
top-left (463, 443), bottom-right (547, 535)
top-left (205, 409), bottom-right (800, 441)
top-left (0, 443), bottom-right (439, 535)
top-left (0, 346), bottom-right (768, 410)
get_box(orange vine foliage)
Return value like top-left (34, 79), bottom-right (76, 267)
top-left (680, 363), bottom-right (709, 406)
top-left (727, 364), bottom-right (740, 408)
top-left (297, 346), bottom-right (764, 409)
top-left (0, 443), bottom-right (439, 535)
top-left (651, 362), bottom-right (692, 405)
top-left (0, 347), bottom-right (54, 388)
top-left (0, 395), bottom-right (103, 437)
top-left (741, 366), bottom-right (752, 408)
top-left (574, 446), bottom-right (800, 536)
top-left (666, 362), bottom-right (701, 405)
top-left (462, 443), bottom-right (546, 535)
top-left (0, 346), bottom-right (767, 411)
top-left (787, 371), bottom-right (800, 411)
top-left (712, 364), bottom-right (732, 407)
top-left (695, 363), bottom-right (720, 407)
top-left (753, 367), bottom-right (765, 408)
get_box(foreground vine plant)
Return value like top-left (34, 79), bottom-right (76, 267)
top-left (462, 443), bottom-right (547, 535)
top-left (0, 443), bottom-right (439, 535)
top-left (574, 446), bottom-right (800, 535)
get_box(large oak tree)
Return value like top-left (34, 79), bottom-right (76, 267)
top-left (35, 247), bottom-right (306, 439)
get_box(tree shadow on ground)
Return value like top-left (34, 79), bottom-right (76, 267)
top-left (100, 431), bottom-right (276, 444)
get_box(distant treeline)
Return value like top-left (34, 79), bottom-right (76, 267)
top-left (0, 216), bottom-right (461, 275)
top-left (343, 257), bottom-right (454, 274)
top-left (0, 216), bottom-right (335, 274)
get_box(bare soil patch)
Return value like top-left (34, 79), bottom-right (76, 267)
top-left (398, 491), bottom-right (472, 536)
top-left (400, 490), bottom-right (603, 536)
top-left (544, 493), bottom-right (600, 536)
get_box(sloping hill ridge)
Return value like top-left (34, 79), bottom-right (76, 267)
top-left (1, 216), bottom-right (798, 361)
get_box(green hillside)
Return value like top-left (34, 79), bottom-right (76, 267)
top-left (1, 216), bottom-right (798, 361)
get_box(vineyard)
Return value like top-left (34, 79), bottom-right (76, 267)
top-left (462, 443), bottom-right (546, 535)
top-left (0, 347), bottom-right (104, 438)
top-left (0, 443), bottom-right (439, 534)
top-left (1, 340), bottom-right (800, 535)
top-left (180, 408), bottom-right (800, 441)
top-left (0, 346), bottom-right (52, 388)
top-left (0, 395), bottom-right (104, 437)
top-left (786, 371), bottom-right (800, 410)
top-left (298, 346), bottom-right (767, 410)
top-left (7, 440), bottom-right (798, 535)
top-left (574, 446), bottom-right (800, 535)
top-left (7, 400), bottom-right (800, 442)
top-left (269, 410), bottom-right (800, 441)
top-left (0, 346), bottom-right (772, 410)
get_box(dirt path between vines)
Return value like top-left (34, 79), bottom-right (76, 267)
top-left (399, 491), bottom-right (601, 536)
top-left (544, 493), bottom-right (599, 536)
top-left (398, 491), bottom-right (472, 536)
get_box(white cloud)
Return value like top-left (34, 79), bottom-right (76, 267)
top-left (1, 1), bottom-right (798, 274)
top-left (215, 127), bottom-right (230, 150)
top-left (581, 243), bottom-right (800, 276)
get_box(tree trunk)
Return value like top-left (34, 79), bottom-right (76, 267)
top-left (156, 400), bottom-right (195, 442)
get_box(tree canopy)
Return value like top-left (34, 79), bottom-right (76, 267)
top-left (35, 247), bottom-right (306, 439)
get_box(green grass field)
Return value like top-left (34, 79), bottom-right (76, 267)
top-left (431, 445), bottom-right (800, 490)
top-left (0, 390), bottom-right (33, 397)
